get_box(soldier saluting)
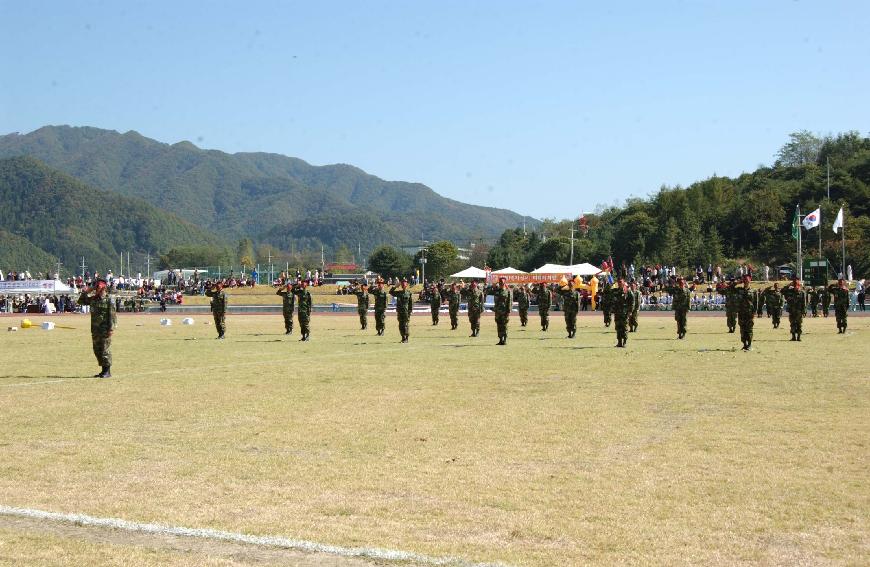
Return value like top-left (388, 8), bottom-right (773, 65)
top-left (461, 280), bottom-right (485, 337)
top-left (734, 274), bottom-right (760, 351)
top-left (827, 278), bottom-right (850, 333)
top-left (205, 281), bottom-right (227, 339)
top-left (485, 276), bottom-right (512, 345)
top-left (534, 283), bottom-right (552, 332)
top-left (664, 276), bottom-right (692, 339)
top-left (292, 280), bottom-right (313, 341)
top-left (78, 278), bottom-right (117, 378)
top-left (445, 282), bottom-right (462, 330)
top-left (275, 279), bottom-right (297, 335)
top-left (762, 282), bottom-right (783, 329)
top-left (610, 277), bottom-right (632, 348)
top-left (370, 278), bottom-right (389, 336)
top-left (353, 281), bottom-right (370, 330)
top-left (782, 276), bottom-right (806, 341)
top-left (390, 278), bottom-right (414, 343)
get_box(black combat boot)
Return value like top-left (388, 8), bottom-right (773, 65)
top-left (100, 366), bottom-right (111, 378)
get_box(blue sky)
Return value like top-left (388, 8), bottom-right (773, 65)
top-left (1, 1), bottom-right (868, 219)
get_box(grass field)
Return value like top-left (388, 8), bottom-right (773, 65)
top-left (1, 312), bottom-right (868, 566)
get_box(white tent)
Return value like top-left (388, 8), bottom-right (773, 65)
top-left (450, 266), bottom-right (488, 279)
top-left (0, 279), bottom-right (75, 295)
top-left (491, 267), bottom-right (527, 275)
top-left (531, 263), bottom-right (601, 276)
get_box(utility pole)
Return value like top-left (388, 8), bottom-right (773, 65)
top-left (569, 227), bottom-right (576, 266)
top-left (55, 259), bottom-right (62, 279)
top-left (268, 249), bottom-right (273, 285)
top-left (127, 251), bottom-right (131, 279)
top-left (145, 252), bottom-right (151, 279)
top-left (80, 257), bottom-right (87, 277)
top-left (420, 247), bottom-right (427, 286)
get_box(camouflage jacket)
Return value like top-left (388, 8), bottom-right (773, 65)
top-left (609, 286), bottom-right (632, 316)
top-left (782, 285), bottom-right (807, 312)
top-left (535, 287), bottom-right (552, 310)
top-left (630, 289), bottom-right (641, 313)
top-left (275, 287), bottom-right (296, 310)
top-left (486, 285), bottom-right (512, 316)
top-left (370, 288), bottom-right (389, 311)
top-left (828, 285), bottom-right (850, 309)
top-left (354, 290), bottom-right (370, 311)
top-left (389, 287), bottom-right (414, 315)
top-left (445, 290), bottom-right (462, 308)
top-left (78, 292), bottom-right (117, 335)
top-left (292, 288), bottom-right (312, 315)
top-left (515, 288), bottom-right (530, 309)
top-left (558, 287), bottom-right (580, 312)
top-left (205, 289), bottom-right (227, 313)
top-left (665, 286), bottom-right (691, 311)
top-left (461, 287), bottom-right (485, 310)
top-left (763, 288), bottom-right (783, 309)
top-left (734, 287), bottom-right (759, 316)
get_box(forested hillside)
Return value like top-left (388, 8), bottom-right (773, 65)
top-left (485, 132), bottom-right (870, 276)
top-left (0, 126), bottom-right (533, 253)
top-left (0, 157), bottom-right (225, 275)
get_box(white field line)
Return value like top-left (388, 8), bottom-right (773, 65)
top-left (0, 345), bottom-right (428, 388)
top-left (0, 505), bottom-right (507, 566)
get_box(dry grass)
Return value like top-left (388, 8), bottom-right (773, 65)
top-left (1, 312), bottom-right (868, 566)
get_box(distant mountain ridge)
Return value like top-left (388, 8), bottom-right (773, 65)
top-left (0, 156), bottom-right (222, 274)
top-left (0, 126), bottom-right (535, 253)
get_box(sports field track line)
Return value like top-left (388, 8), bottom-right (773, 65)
top-left (0, 344), bottom-right (431, 388)
top-left (0, 505), bottom-right (508, 567)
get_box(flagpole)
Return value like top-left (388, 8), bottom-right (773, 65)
top-left (797, 205), bottom-right (802, 281)
top-left (841, 211), bottom-right (846, 279)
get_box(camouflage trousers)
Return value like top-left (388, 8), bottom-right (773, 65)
top-left (726, 310), bottom-right (736, 331)
top-left (468, 308), bottom-right (481, 333)
top-left (822, 301), bottom-right (831, 317)
top-left (628, 310), bottom-right (639, 331)
top-left (518, 307), bottom-right (528, 327)
top-left (213, 311), bottom-right (226, 337)
top-left (430, 306), bottom-right (439, 325)
top-left (397, 313), bottom-right (410, 339)
top-left (788, 312), bottom-right (803, 335)
top-left (539, 308), bottom-right (549, 330)
top-left (563, 309), bottom-right (577, 335)
top-left (375, 309), bottom-right (386, 333)
top-left (91, 333), bottom-right (112, 367)
top-left (449, 306), bottom-right (459, 328)
top-left (674, 309), bottom-right (687, 335)
top-left (298, 313), bottom-right (310, 336)
top-left (358, 309), bottom-right (367, 329)
top-left (770, 307), bottom-right (782, 328)
top-left (603, 308), bottom-right (611, 327)
top-left (495, 313), bottom-right (509, 339)
top-left (283, 309), bottom-right (294, 333)
top-left (614, 313), bottom-right (628, 342)
top-left (835, 306), bottom-right (848, 330)
top-left (738, 312), bottom-right (754, 345)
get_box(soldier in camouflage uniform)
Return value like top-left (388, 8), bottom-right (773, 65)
top-left (370, 278), bottom-right (389, 336)
top-left (292, 281), bottom-right (312, 341)
top-left (275, 280), bottom-right (297, 334)
top-left (807, 287), bottom-right (819, 317)
top-left (427, 284), bottom-right (442, 325)
top-left (718, 279), bottom-right (738, 333)
top-left (628, 280), bottom-right (641, 332)
top-left (828, 278), bottom-right (850, 333)
top-left (600, 279), bottom-right (612, 328)
top-left (558, 280), bottom-right (580, 338)
top-left (782, 277), bottom-right (806, 341)
top-left (610, 278), bottom-right (632, 347)
top-left (515, 285), bottom-right (530, 327)
top-left (534, 283), bottom-right (552, 331)
top-left (390, 278), bottom-right (414, 343)
top-left (205, 281), bottom-right (227, 339)
top-left (78, 279), bottom-right (117, 378)
top-left (461, 281), bottom-right (484, 337)
top-left (485, 276), bottom-right (512, 345)
top-left (664, 276), bottom-right (691, 339)
top-left (445, 282), bottom-right (462, 330)
top-left (735, 275), bottom-right (760, 351)
top-left (762, 282), bottom-right (783, 329)
top-left (353, 281), bottom-right (370, 330)
top-left (819, 285), bottom-right (831, 318)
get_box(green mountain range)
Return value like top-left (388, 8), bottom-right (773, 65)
top-left (0, 126), bottom-right (533, 255)
top-left (0, 156), bottom-right (223, 275)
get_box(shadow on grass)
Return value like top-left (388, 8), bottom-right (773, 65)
top-left (0, 375), bottom-right (90, 380)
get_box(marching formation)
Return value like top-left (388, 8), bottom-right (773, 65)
top-left (76, 273), bottom-right (857, 377)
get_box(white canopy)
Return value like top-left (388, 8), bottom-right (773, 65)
top-left (491, 267), bottom-right (527, 275)
top-left (531, 263), bottom-right (602, 276)
top-left (0, 279), bottom-right (75, 295)
top-left (450, 266), bottom-right (488, 279)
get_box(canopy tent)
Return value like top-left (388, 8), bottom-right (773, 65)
top-left (450, 266), bottom-right (488, 279)
top-left (0, 279), bottom-right (75, 295)
top-left (531, 263), bottom-right (601, 276)
top-left (491, 267), bottom-right (528, 275)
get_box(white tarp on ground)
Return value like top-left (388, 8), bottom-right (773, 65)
top-left (0, 279), bottom-right (75, 295)
top-left (450, 266), bottom-right (488, 279)
top-left (531, 263), bottom-right (602, 276)
top-left (491, 267), bottom-right (528, 275)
